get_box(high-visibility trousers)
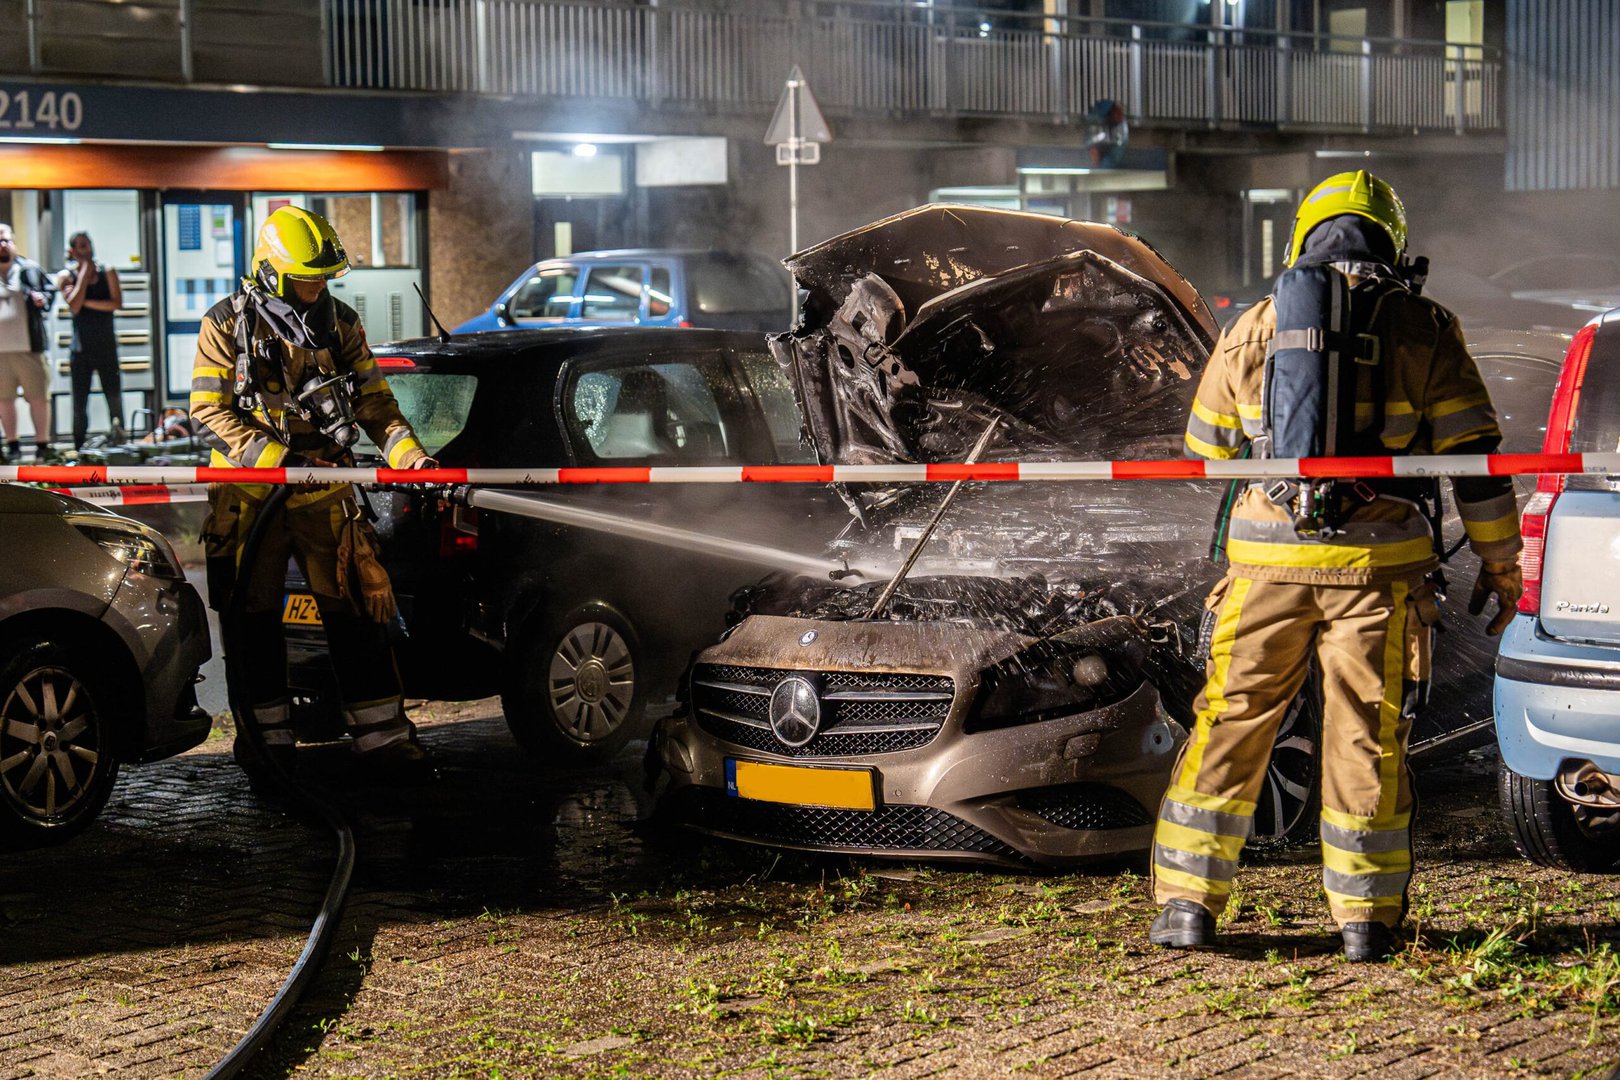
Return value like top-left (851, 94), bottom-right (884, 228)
top-left (201, 485), bottom-right (416, 756)
top-left (1151, 573), bottom-right (1428, 929)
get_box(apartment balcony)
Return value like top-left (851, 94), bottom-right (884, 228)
top-left (1, 0), bottom-right (1501, 137)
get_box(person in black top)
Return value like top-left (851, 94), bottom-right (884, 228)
top-left (58, 231), bottom-right (124, 447)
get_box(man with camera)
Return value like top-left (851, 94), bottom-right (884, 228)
top-left (189, 206), bottom-right (437, 782)
top-left (0, 222), bottom-right (57, 461)
top-left (58, 230), bottom-right (126, 448)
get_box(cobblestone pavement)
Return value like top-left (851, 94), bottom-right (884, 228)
top-left (3, 701), bottom-right (1620, 1079)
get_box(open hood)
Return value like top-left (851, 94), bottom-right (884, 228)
top-left (772, 205), bottom-right (1218, 466)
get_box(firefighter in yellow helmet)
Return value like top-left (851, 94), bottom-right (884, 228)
top-left (1148, 171), bottom-right (1524, 960)
top-left (191, 206), bottom-right (436, 781)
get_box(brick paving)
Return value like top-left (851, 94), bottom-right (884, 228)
top-left (2, 701), bottom-right (1619, 1078)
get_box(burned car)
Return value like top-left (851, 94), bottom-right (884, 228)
top-left (652, 205), bottom-right (1551, 867)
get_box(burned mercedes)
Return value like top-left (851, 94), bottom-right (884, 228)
top-left (650, 205), bottom-right (1542, 867)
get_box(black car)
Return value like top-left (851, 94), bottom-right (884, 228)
top-left (284, 328), bottom-right (844, 761)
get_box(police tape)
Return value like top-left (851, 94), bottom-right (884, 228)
top-left (44, 483), bottom-right (212, 506)
top-left (3, 452), bottom-right (1620, 489)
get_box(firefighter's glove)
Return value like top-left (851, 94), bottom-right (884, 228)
top-left (354, 528), bottom-right (398, 624)
top-left (1468, 560), bottom-right (1523, 637)
top-left (411, 455), bottom-right (440, 471)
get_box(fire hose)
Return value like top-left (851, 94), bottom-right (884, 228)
top-left (204, 484), bottom-right (356, 1080)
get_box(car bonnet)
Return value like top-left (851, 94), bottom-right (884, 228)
top-left (773, 204), bottom-right (1217, 467)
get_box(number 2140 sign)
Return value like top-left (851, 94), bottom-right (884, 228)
top-left (0, 89), bottom-right (84, 132)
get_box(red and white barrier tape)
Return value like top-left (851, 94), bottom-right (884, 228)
top-left (4, 452), bottom-right (1620, 489)
top-left (45, 483), bottom-right (211, 506)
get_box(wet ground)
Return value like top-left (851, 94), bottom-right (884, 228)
top-left (3, 700), bottom-right (1620, 1079)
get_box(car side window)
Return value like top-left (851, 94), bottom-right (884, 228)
top-left (580, 264), bottom-right (647, 323)
top-left (508, 268), bottom-right (577, 319)
top-left (565, 358), bottom-right (736, 462)
top-left (1474, 354), bottom-right (1559, 453)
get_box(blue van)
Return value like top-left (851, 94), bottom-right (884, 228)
top-left (453, 249), bottom-right (794, 334)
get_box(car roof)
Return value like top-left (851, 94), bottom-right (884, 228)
top-left (371, 326), bottom-right (775, 368)
top-left (531, 249), bottom-right (775, 264)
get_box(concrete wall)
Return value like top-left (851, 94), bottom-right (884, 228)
top-left (428, 148), bottom-right (534, 329)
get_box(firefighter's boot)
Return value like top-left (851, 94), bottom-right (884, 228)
top-left (1341, 921), bottom-right (1398, 962)
top-left (1149, 899), bottom-right (1217, 949)
top-left (345, 699), bottom-right (434, 783)
top-left (234, 698), bottom-right (299, 793)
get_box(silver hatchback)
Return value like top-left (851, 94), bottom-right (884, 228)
top-left (0, 484), bottom-right (211, 846)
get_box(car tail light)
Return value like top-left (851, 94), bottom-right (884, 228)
top-left (439, 505), bottom-right (478, 559)
top-left (377, 356), bottom-right (416, 371)
top-left (1518, 323), bottom-right (1599, 615)
top-left (1517, 482), bottom-right (1558, 615)
top-left (1214, 295), bottom-right (1232, 310)
top-left (677, 319), bottom-right (693, 328)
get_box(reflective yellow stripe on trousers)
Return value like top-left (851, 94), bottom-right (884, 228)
top-left (1321, 580), bottom-right (1412, 923)
top-left (1151, 577), bottom-right (1255, 907)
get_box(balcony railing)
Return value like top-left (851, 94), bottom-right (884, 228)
top-left (3, 0), bottom-right (1501, 135)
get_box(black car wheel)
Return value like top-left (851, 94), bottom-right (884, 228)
top-left (0, 640), bottom-right (119, 847)
top-left (1249, 672), bottom-right (1323, 851)
top-left (502, 602), bottom-right (643, 763)
top-left (1499, 762), bottom-right (1620, 872)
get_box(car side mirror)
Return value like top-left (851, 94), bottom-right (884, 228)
top-left (494, 301), bottom-right (510, 326)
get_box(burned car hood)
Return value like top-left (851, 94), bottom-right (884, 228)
top-left (775, 204), bottom-right (1217, 466)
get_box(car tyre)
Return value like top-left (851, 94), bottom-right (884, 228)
top-left (502, 602), bottom-right (643, 764)
top-left (1248, 670), bottom-right (1323, 852)
top-left (0, 638), bottom-right (120, 848)
top-left (1498, 762), bottom-right (1620, 872)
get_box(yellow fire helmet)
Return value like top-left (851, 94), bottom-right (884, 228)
top-left (252, 206), bottom-right (350, 297)
top-left (1284, 169), bottom-right (1407, 267)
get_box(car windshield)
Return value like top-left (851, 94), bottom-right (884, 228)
top-left (688, 253), bottom-right (792, 315)
top-left (354, 372), bottom-right (478, 457)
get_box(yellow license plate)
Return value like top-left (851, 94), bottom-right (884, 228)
top-left (727, 759), bottom-right (877, 811)
top-left (282, 593), bottom-right (323, 626)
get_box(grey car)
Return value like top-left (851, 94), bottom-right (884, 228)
top-left (0, 484), bottom-right (211, 846)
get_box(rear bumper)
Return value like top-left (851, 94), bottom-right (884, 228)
top-left (1494, 614), bottom-right (1620, 778)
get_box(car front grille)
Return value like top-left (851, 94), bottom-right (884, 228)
top-left (690, 663), bottom-right (955, 758)
top-left (1015, 783), bottom-right (1155, 831)
top-left (679, 788), bottom-right (1020, 859)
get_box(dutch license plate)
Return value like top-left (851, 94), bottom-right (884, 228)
top-left (726, 759), bottom-right (877, 812)
top-left (282, 593), bottom-right (323, 626)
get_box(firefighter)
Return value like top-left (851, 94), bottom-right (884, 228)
top-left (1149, 171), bottom-right (1523, 961)
top-left (191, 206), bottom-right (436, 780)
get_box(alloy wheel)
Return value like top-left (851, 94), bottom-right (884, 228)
top-left (548, 622), bottom-right (635, 744)
top-left (1253, 690), bottom-right (1318, 842)
top-left (0, 664), bottom-right (104, 823)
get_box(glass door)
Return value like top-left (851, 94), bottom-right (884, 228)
top-left (159, 192), bottom-right (245, 402)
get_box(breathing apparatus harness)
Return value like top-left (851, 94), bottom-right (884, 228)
top-left (1249, 250), bottom-right (1442, 550)
top-left (228, 272), bottom-right (362, 453)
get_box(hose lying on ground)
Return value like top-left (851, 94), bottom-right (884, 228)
top-left (205, 484), bottom-right (357, 1080)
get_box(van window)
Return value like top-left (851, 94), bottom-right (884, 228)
top-left (580, 264), bottom-right (646, 322)
top-left (688, 253), bottom-right (792, 316)
top-left (566, 359), bottom-right (736, 463)
top-left (508, 268), bottom-right (577, 319)
top-left (647, 267), bottom-right (673, 318)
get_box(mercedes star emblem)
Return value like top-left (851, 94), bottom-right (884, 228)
top-left (768, 676), bottom-right (821, 748)
top-left (799, 629), bottom-right (818, 647)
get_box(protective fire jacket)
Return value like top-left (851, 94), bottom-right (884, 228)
top-left (189, 289), bottom-right (426, 508)
top-left (1185, 283), bottom-right (1522, 585)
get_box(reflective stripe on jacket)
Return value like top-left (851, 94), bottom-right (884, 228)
top-left (1188, 284), bottom-right (1521, 585)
